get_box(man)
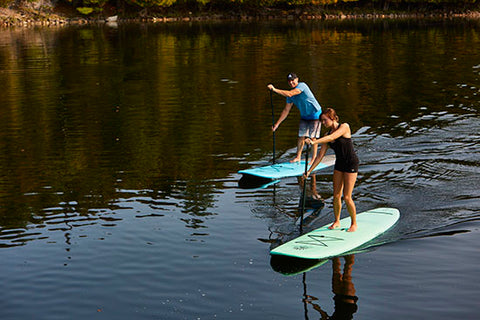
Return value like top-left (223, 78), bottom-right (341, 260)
top-left (267, 73), bottom-right (322, 164)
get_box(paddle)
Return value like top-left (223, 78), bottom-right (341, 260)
top-left (270, 89), bottom-right (276, 164)
top-left (299, 143), bottom-right (309, 233)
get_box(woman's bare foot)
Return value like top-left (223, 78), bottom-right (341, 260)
top-left (347, 224), bottom-right (357, 232)
top-left (290, 156), bottom-right (301, 163)
top-left (328, 221), bottom-right (340, 230)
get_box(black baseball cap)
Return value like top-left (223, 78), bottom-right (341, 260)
top-left (287, 73), bottom-right (298, 80)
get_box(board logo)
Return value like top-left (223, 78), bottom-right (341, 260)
top-left (293, 245), bottom-right (310, 251)
top-left (295, 234), bottom-right (344, 247)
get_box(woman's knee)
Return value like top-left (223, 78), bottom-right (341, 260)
top-left (343, 194), bottom-right (354, 203)
top-left (333, 194), bottom-right (342, 202)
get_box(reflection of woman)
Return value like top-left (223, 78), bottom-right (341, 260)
top-left (331, 255), bottom-right (358, 320)
top-left (305, 108), bottom-right (359, 232)
top-left (303, 255), bottom-right (358, 320)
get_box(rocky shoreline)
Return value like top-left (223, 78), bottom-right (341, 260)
top-left (2, 5), bottom-right (480, 28)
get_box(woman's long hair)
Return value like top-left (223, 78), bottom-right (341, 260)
top-left (322, 108), bottom-right (339, 122)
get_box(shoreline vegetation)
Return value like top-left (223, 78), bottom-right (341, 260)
top-left (1, 1), bottom-right (480, 27)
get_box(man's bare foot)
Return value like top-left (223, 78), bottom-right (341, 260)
top-left (347, 224), bottom-right (357, 232)
top-left (308, 157), bottom-right (316, 166)
top-left (328, 221), bottom-right (340, 230)
top-left (290, 157), bottom-right (301, 163)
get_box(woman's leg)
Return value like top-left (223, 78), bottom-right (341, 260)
top-left (329, 170), bottom-right (344, 229)
top-left (343, 172), bottom-right (358, 232)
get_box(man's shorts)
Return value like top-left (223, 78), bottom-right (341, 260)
top-left (298, 119), bottom-right (321, 138)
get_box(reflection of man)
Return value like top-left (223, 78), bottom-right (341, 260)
top-left (297, 174), bottom-right (323, 209)
top-left (306, 174), bottom-right (322, 203)
top-left (331, 255), bottom-right (358, 320)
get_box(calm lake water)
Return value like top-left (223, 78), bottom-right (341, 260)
top-left (0, 19), bottom-right (479, 319)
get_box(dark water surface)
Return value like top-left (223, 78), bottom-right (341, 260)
top-left (0, 19), bottom-right (479, 319)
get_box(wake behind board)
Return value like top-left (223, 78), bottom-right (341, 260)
top-left (239, 154), bottom-right (335, 181)
top-left (270, 207), bottom-right (400, 260)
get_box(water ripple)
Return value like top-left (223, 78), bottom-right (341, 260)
top-left (355, 111), bottom-right (480, 239)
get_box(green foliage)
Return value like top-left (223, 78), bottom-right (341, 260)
top-left (73, 0), bottom-right (109, 14)
top-left (76, 7), bottom-right (94, 14)
top-left (5, 0), bottom-right (479, 16)
top-left (0, 0), bottom-right (13, 7)
top-left (266, 0), bottom-right (353, 6)
top-left (86, 0), bottom-right (109, 6)
top-left (127, 0), bottom-right (177, 8)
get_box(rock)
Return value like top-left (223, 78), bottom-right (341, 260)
top-left (106, 15), bottom-right (118, 22)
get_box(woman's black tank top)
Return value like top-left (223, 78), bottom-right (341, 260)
top-left (328, 125), bottom-right (359, 173)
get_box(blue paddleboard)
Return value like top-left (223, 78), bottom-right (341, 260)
top-left (238, 154), bottom-right (335, 180)
top-left (270, 207), bottom-right (400, 259)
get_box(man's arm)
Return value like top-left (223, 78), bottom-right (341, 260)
top-left (267, 84), bottom-right (302, 98)
top-left (272, 102), bottom-right (293, 132)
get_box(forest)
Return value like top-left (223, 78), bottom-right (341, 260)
top-left (1, 0), bottom-right (480, 19)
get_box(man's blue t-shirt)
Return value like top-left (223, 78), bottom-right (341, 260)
top-left (286, 82), bottom-right (322, 120)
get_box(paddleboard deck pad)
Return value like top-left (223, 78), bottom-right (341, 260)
top-left (238, 154), bottom-right (335, 180)
top-left (270, 207), bottom-right (400, 259)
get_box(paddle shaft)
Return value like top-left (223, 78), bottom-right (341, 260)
top-left (270, 90), bottom-right (276, 164)
top-left (300, 144), bottom-right (309, 233)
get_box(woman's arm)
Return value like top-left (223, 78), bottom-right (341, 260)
top-left (306, 143), bottom-right (328, 177)
top-left (311, 123), bottom-right (351, 145)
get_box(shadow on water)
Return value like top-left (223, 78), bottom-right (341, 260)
top-left (270, 254), bottom-right (329, 276)
top-left (238, 174), bottom-right (276, 190)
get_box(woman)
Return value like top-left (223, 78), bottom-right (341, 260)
top-left (305, 108), bottom-right (359, 232)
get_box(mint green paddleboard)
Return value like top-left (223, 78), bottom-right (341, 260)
top-left (270, 207), bottom-right (400, 259)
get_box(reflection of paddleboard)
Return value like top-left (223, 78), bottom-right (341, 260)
top-left (237, 176), bottom-right (280, 190)
top-left (271, 207), bottom-right (400, 259)
top-left (270, 255), bottom-right (328, 276)
top-left (238, 154), bottom-right (335, 181)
